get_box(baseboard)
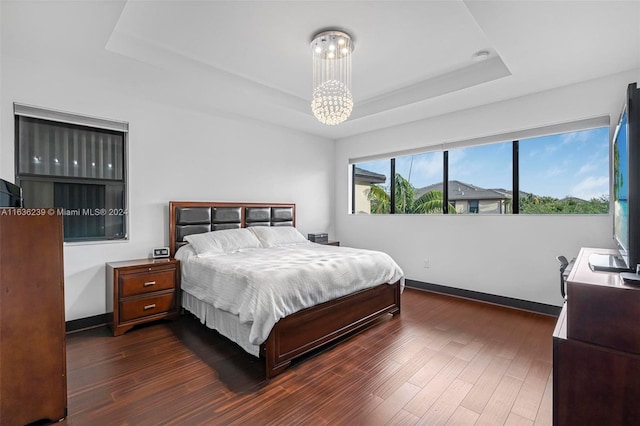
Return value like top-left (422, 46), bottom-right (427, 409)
top-left (66, 313), bottom-right (110, 334)
top-left (65, 282), bottom-right (560, 333)
top-left (405, 279), bottom-right (562, 316)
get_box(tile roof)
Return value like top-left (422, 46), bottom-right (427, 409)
top-left (416, 180), bottom-right (512, 201)
top-left (354, 167), bottom-right (387, 184)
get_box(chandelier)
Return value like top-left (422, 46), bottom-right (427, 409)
top-left (310, 30), bottom-right (354, 125)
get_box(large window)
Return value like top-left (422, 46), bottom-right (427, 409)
top-left (352, 159), bottom-right (390, 214)
top-left (350, 124), bottom-right (609, 215)
top-left (395, 152), bottom-right (444, 214)
top-left (519, 128), bottom-right (609, 214)
top-left (448, 142), bottom-right (512, 214)
top-left (15, 104), bottom-right (128, 242)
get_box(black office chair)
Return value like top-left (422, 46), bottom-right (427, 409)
top-left (556, 255), bottom-right (569, 299)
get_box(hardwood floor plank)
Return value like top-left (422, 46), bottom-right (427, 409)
top-left (404, 357), bottom-right (467, 417)
top-left (460, 355), bottom-right (511, 414)
top-left (506, 316), bottom-right (554, 382)
top-left (455, 338), bottom-right (486, 362)
top-left (361, 382), bottom-right (422, 426)
top-left (374, 347), bottom-right (437, 400)
top-left (389, 337), bottom-right (429, 364)
top-left (59, 288), bottom-right (556, 425)
top-left (417, 378), bottom-right (473, 425)
top-left (475, 374), bottom-right (523, 425)
top-left (506, 411), bottom-right (535, 426)
top-left (445, 406), bottom-right (480, 425)
top-left (168, 384), bottom-right (289, 425)
top-left (238, 372), bottom-right (342, 425)
top-left (534, 372), bottom-right (554, 426)
top-left (457, 341), bottom-right (497, 385)
top-left (387, 409), bottom-right (420, 426)
top-left (511, 359), bottom-right (553, 421)
top-left (407, 352), bottom-right (453, 388)
top-left (314, 361), bottom-right (402, 423)
top-left (320, 390), bottom-right (386, 425)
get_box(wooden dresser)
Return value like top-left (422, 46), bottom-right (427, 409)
top-left (0, 212), bottom-right (67, 425)
top-left (106, 258), bottom-right (180, 336)
top-left (553, 247), bottom-right (640, 425)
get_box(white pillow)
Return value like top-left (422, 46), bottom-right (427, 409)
top-left (184, 228), bottom-right (262, 256)
top-left (249, 226), bottom-right (309, 247)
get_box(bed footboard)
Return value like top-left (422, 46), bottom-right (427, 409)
top-left (262, 280), bottom-right (401, 378)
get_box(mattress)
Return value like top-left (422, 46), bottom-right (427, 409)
top-left (175, 242), bottom-right (404, 348)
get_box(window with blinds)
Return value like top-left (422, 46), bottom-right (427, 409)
top-left (15, 104), bottom-right (128, 242)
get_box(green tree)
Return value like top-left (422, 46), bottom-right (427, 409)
top-left (394, 173), bottom-right (416, 213)
top-left (368, 184), bottom-right (391, 214)
top-left (520, 194), bottom-right (609, 214)
top-left (367, 173), bottom-right (453, 214)
top-left (413, 189), bottom-right (447, 214)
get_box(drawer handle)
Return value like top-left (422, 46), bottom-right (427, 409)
top-left (143, 304), bottom-right (156, 310)
top-left (144, 281), bottom-right (156, 287)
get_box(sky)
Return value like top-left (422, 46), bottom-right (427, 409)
top-left (356, 126), bottom-right (610, 201)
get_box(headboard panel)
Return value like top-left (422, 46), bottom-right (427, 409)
top-left (169, 201), bottom-right (296, 256)
top-left (245, 207), bottom-right (271, 226)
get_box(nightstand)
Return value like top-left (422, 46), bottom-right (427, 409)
top-left (106, 258), bottom-right (181, 336)
top-left (322, 241), bottom-right (340, 246)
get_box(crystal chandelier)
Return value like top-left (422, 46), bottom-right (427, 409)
top-left (310, 30), bottom-right (354, 125)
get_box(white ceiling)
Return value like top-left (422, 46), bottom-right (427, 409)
top-left (5, 1), bottom-right (640, 139)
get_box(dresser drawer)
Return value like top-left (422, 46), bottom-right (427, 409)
top-left (120, 269), bottom-right (176, 297)
top-left (119, 293), bottom-right (176, 322)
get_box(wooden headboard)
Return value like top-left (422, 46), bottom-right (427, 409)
top-left (169, 201), bottom-right (296, 257)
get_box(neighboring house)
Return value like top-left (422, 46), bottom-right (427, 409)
top-left (353, 167), bottom-right (386, 214)
top-left (416, 180), bottom-right (512, 214)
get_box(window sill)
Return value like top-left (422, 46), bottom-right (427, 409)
top-left (64, 238), bottom-right (129, 247)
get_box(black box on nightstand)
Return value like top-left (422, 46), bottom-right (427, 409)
top-left (308, 233), bottom-right (328, 243)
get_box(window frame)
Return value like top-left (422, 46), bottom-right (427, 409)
top-left (350, 118), bottom-right (610, 216)
top-left (14, 103), bottom-right (129, 243)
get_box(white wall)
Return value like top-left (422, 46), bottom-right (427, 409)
top-left (2, 1), bottom-right (636, 319)
top-left (1, 6), bottom-right (335, 321)
top-left (335, 71), bottom-right (638, 308)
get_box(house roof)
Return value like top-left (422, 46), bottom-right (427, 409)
top-left (416, 180), bottom-right (512, 201)
top-left (354, 167), bottom-right (386, 185)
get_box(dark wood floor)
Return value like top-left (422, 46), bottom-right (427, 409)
top-left (61, 288), bottom-right (556, 425)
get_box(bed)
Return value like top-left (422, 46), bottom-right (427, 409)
top-left (169, 201), bottom-right (403, 378)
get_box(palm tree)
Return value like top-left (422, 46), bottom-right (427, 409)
top-left (368, 184), bottom-right (391, 214)
top-left (413, 189), bottom-right (447, 214)
top-left (394, 173), bottom-right (416, 213)
top-left (367, 173), bottom-right (453, 214)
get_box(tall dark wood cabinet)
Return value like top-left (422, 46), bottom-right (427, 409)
top-left (553, 247), bottom-right (640, 425)
top-left (0, 212), bottom-right (67, 425)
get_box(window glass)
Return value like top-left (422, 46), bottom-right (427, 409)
top-left (16, 115), bottom-right (128, 241)
top-left (395, 151), bottom-right (444, 214)
top-left (468, 200), bottom-right (479, 214)
top-left (447, 142), bottom-right (512, 214)
top-left (353, 160), bottom-right (390, 214)
top-left (519, 127), bottom-right (609, 214)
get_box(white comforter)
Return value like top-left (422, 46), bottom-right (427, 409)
top-left (176, 242), bottom-right (404, 345)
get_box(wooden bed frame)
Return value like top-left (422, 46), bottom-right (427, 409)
top-left (169, 201), bottom-right (401, 378)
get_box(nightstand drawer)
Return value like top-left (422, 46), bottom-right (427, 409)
top-left (119, 292), bottom-right (176, 322)
top-left (120, 270), bottom-right (176, 297)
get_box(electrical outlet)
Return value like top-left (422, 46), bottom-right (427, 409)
top-left (423, 258), bottom-right (429, 268)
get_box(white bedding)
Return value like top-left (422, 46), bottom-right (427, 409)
top-left (175, 241), bottom-right (404, 346)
